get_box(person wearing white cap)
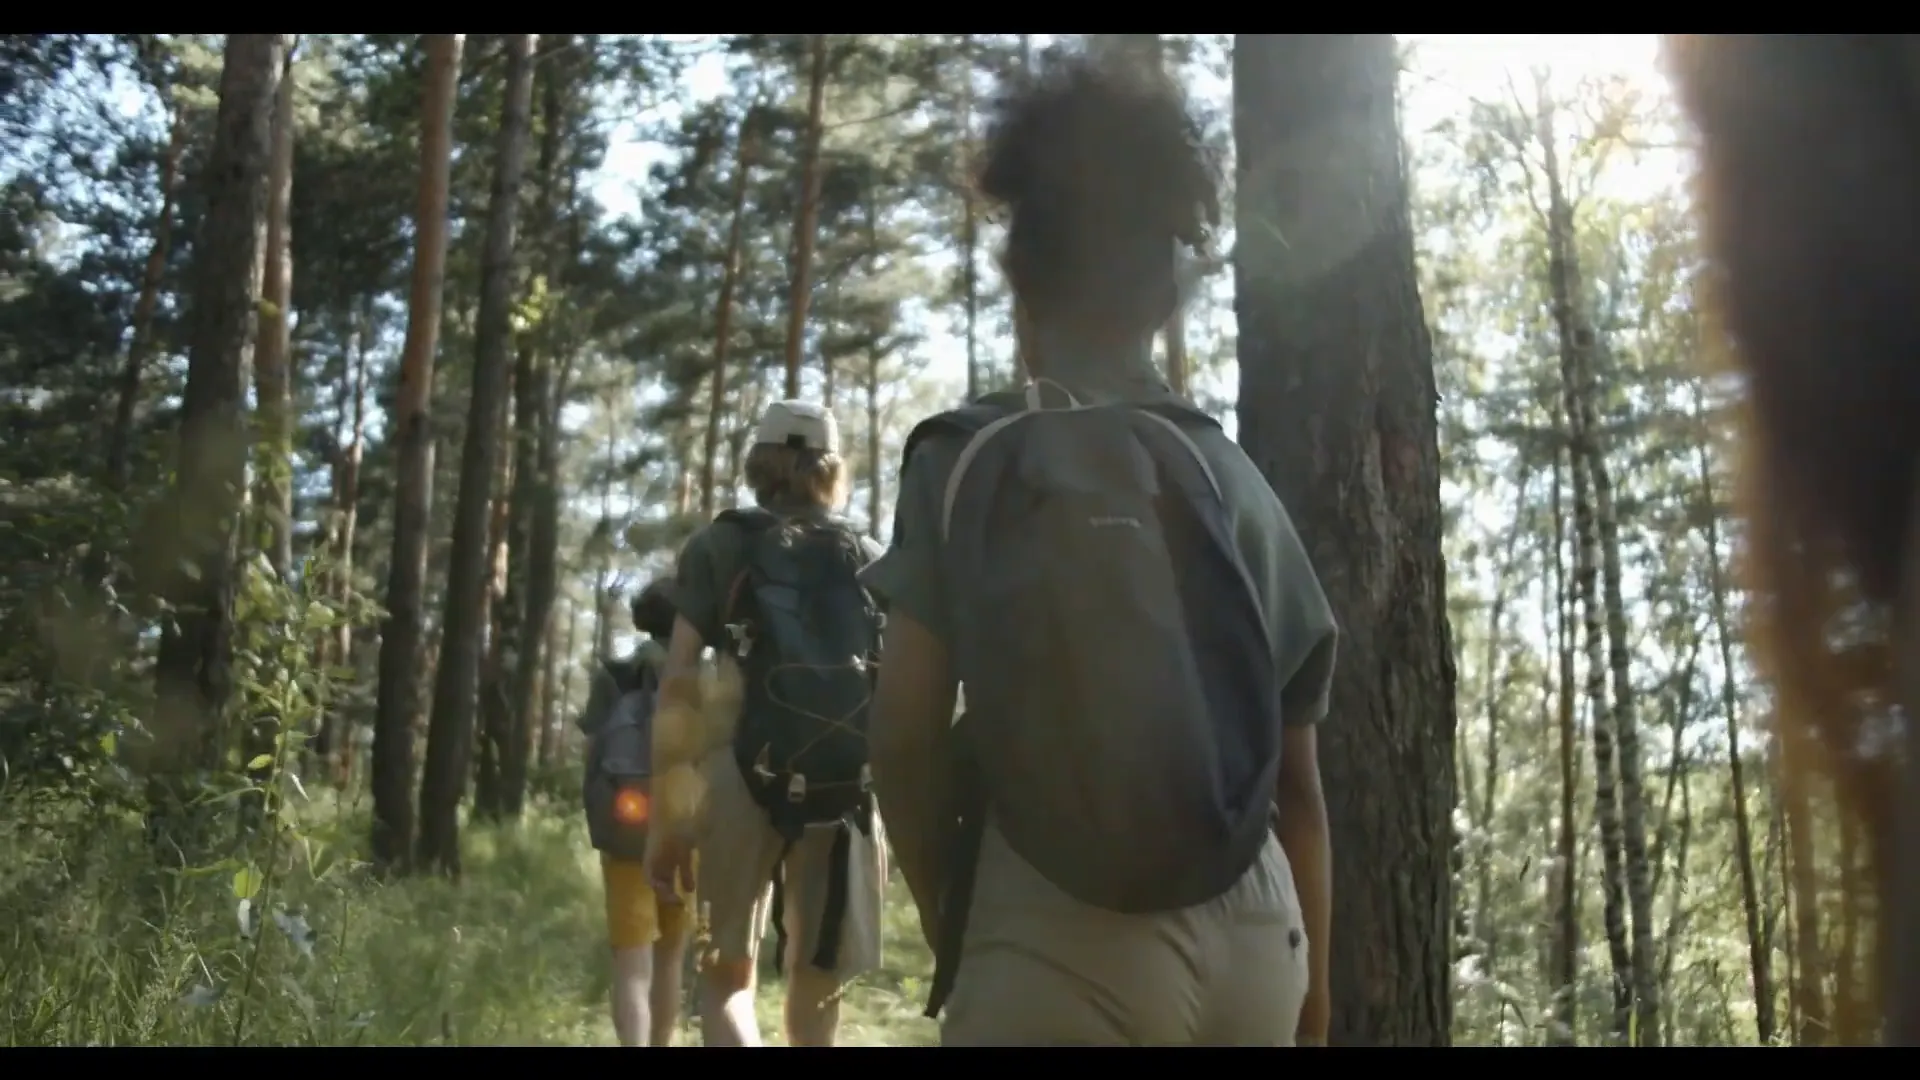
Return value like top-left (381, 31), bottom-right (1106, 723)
top-left (645, 398), bottom-right (888, 1047)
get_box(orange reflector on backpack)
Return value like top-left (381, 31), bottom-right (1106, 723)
top-left (613, 785), bottom-right (651, 827)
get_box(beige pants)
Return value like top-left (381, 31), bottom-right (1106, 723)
top-left (941, 825), bottom-right (1309, 1046)
top-left (696, 746), bottom-right (886, 981)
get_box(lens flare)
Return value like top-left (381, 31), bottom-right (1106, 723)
top-left (613, 785), bottom-right (651, 826)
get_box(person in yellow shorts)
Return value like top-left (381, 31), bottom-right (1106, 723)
top-left (599, 848), bottom-right (692, 1045)
top-left (583, 582), bottom-right (695, 1046)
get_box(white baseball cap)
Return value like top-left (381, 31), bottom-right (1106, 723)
top-left (754, 400), bottom-right (839, 455)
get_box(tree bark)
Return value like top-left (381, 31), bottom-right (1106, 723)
top-left (1536, 84), bottom-right (1658, 1042)
top-left (503, 35), bottom-right (573, 818)
top-left (1232, 34), bottom-right (1456, 1046)
top-left (417, 32), bottom-right (537, 878)
top-left (316, 298), bottom-right (370, 782)
top-left (1548, 439), bottom-right (1581, 1044)
top-left (140, 33), bottom-right (285, 837)
top-left (370, 32), bottom-right (465, 875)
top-left (253, 39), bottom-right (297, 579)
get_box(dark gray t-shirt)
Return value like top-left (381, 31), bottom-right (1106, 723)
top-left (861, 359), bottom-right (1338, 729)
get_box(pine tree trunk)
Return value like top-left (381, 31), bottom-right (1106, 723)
top-left (473, 392), bottom-right (517, 820)
top-left (1695, 384), bottom-right (1776, 1044)
top-left (1548, 438), bottom-right (1581, 1044)
top-left (141, 33), bottom-right (285, 848)
top-left (418, 32), bottom-right (537, 878)
top-left (1536, 90), bottom-right (1632, 1043)
top-left (371, 32), bottom-right (465, 875)
top-left (253, 40), bottom-right (297, 580)
top-left (316, 296), bottom-right (371, 779)
top-left (1232, 34), bottom-right (1456, 1046)
top-left (1536, 82), bottom-right (1658, 1043)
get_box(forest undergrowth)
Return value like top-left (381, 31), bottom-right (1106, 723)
top-left (0, 791), bottom-right (936, 1046)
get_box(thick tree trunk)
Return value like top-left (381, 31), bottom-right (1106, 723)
top-left (1232, 34), bottom-right (1456, 1046)
top-left (141, 33), bottom-right (285, 840)
top-left (502, 38), bottom-right (572, 818)
top-left (418, 32), bottom-right (537, 878)
top-left (370, 32), bottom-right (465, 875)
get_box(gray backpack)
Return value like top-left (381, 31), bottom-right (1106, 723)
top-left (582, 658), bottom-right (657, 863)
top-left (908, 381), bottom-right (1280, 1018)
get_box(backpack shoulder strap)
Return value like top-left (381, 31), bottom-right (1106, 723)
top-left (1128, 403), bottom-right (1228, 504)
top-left (716, 506), bottom-right (781, 534)
top-left (934, 382), bottom-right (1097, 542)
top-left (601, 657), bottom-right (639, 694)
top-left (902, 396), bottom-right (1017, 468)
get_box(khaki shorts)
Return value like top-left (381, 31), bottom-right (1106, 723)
top-left (602, 853), bottom-right (695, 952)
top-left (696, 746), bottom-right (887, 981)
top-left (941, 824), bottom-right (1309, 1046)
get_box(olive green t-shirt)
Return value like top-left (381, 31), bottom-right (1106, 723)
top-left (670, 503), bottom-right (887, 650)
top-left (860, 359), bottom-right (1338, 728)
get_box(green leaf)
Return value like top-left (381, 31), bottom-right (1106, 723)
top-left (246, 754), bottom-right (273, 771)
top-left (232, 864), bottom-right (263, 900)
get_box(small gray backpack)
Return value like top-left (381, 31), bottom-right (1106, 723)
top-left (582, 660), bottom-right (658, 863)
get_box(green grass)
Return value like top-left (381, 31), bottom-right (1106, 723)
top-left (0, 791), bottom-right (936, 1046)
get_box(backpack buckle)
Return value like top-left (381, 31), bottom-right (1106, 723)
top-left (787, 774), bottom-right (807, 804)
top-left (726, 621), bottom-right (754, 658)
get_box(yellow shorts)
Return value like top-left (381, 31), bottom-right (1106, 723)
top-left (601, 853), bottom-right (696, 951)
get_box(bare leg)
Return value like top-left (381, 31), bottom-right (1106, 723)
top-left (649, 927), bottom-right (689, 1046)
top-left (699, 956), bottom-right (762, 1046)
top-left (784, 936), bottom-right (843, 1047)
top-left (610, 946), bottom-right (654, 1047)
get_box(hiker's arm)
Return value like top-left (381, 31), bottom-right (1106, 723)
top-left (862, 442), bottom-right (960, 947)
top-left (870, 612), bottom-right (957, 946)
top-left (645, 530), bottom-right (726, 901)
top-left (1276, 722), bottom-right (1332, 1046)
top-left (1263, 501), bottom-right (1338, 1045)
